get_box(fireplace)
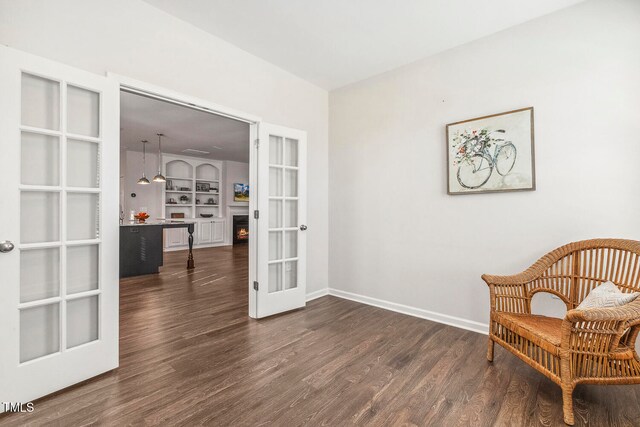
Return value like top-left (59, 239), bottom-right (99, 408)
top-left (233, 215), bottom-right (249, 244)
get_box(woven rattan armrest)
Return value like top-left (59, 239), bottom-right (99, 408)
top-left (482, 272), bottom-right (538, 287)
top-left (564, 300), bottom-right (640, 323)
top-left (561, 300), bottom-right (640, 355)
top-left (482, 267), bottom-right (548, 315)
top-left (482, 255), bottom-right (557, 287)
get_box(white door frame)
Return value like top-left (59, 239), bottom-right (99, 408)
top-left (106, 73), bottom-right (263, 318)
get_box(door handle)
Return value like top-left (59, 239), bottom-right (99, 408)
top-left (299, 225), bottom-right (307, 231)
top-left (0, 241), bottom-right (15, 253)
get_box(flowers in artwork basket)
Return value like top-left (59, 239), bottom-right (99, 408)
top-left (451, 128), bottom-right (505, 167)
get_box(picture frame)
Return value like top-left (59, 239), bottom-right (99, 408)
top-left (196, 182), bottom-right (210, 192)
top-left (446, 107), bottom-right (535, 195)
top-left (234, 183), bottom-right (249, 202)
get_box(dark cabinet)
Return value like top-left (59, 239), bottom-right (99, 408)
top-left (119, 225), bottom-right (163, 278)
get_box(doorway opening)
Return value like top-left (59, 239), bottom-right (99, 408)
top-left (118, 88), bottom-right (254, 342)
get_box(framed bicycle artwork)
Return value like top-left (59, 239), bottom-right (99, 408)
top-left (446, 107), bottom-right (535, 195)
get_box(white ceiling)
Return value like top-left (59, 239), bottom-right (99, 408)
top-left (144, 0), bottom-right (585, 90)
top-left (120, 91), bottom-right (250, 163)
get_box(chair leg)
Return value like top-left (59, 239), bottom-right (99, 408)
top-left (487, 336), bottom-right (494, 362)
top-left (562, 383), bottom-right (575, 425)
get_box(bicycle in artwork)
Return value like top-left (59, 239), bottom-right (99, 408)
top-left (451, 128), bottom-right (517, 190)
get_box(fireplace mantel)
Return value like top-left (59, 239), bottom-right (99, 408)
top-left (227, 205), bottom-right (249, 216)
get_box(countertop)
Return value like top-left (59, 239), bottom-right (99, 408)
top-left (120, 220), bottom-right (196, 227)
top-left (120, 217), bottom-right (226, 226)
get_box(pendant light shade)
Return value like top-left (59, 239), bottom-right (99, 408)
top-left (152, 133), bottom-right (166, 183)
top-left (137, 140), bottom-right (150, 185)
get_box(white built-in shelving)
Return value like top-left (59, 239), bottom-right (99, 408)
top-left (161, 154), bottom-right (226, 250)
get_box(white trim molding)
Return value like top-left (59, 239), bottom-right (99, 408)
top-left (106, 73), bottom-right (261, 124)
top-left (327, 288), bottom-right (489, 335)
top-left (305, 288), bottom-right (330, 302)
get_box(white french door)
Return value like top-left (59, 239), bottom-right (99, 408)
top-left (254, 123), bottom-right (307, 318)
top-left (0, 47), bottom-right (119, 404)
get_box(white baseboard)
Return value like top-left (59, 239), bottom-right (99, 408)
top-left (327, 288), bottom-right (489, 335)
top-left (306, 288), bottom-right (329, 302)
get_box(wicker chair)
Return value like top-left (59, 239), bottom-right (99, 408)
top-left (483, 239), bottom-right (640, 425)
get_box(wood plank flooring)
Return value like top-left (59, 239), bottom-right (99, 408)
top-left (2, 245), bottom-right (640, 426)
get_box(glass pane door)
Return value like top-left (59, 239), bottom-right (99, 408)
top-left (19, 73), bottom-right (102, 363)
top-left (256, 123), bottom-right (307, 318)
top-left (1, 45), bottom-right (118, 406)
top-left (268, 136), bottom-right (300, 293)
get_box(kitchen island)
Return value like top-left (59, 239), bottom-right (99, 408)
top-left (120, 221), bottom-right (196, 278)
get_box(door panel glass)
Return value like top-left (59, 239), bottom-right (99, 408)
top-left (15, 64), bottom-right (108, 380)
top-left (269, 135), bottom-right (283, 165)
top-left (268, 263), bottom-right (282, 293)
top-left (285, 138), bottom-right (298, 167)
top-left (67, 193), bottom-right (99, 240)
top-left (21, 73), bottom-right (60, 130)
top-left (269, 231), bottom-right (282, 261)
top-left (67, 139), bottom-right (99, 188)
top-left (21, 191), bottom-right (60, 244)
top-left (66, 245), bottom-right (99, 294)
top-left (284, 200), bottom-right (297, 228)
top-left (269, 167), bottom-right (282, 196)
top-left (20, 303), bottom-right (60, 363)
top-left (21, 132), bottom-right (60, 186)
top-left (267, 133), bottom-right (301, 298)
top-left (285, 170), bottom-right (298, 197)
top-left (67, 85), bottom-right (100, 137)
top-left (20, 248), bottom-right (60, 303)
top-left (284, 261), bottom-right (298, 290)
top-left (285, 231), bottom-right (297, 258)
top-left (67, 296), bottom-right (99, 348)
top-left (269, 199), bottom-right (282, 228)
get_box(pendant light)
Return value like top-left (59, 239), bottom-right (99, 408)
top-left (137, 140), bottom-right (150, 185)
top-left (152, 133), bottom-right (166, 183)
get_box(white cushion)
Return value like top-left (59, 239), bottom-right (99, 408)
top-left (577, 281), bottom-right (640, 310)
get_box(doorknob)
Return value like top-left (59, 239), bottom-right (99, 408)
top-left (0, 241), bottom-right (15, 253)
top-left (299, 225), bottom-right (307, 231)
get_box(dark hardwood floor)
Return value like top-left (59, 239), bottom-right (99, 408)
top-left (2, 245), bottom-right (640, 426)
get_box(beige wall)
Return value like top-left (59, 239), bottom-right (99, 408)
top-left (329, 0), bottom-right (640, 330)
